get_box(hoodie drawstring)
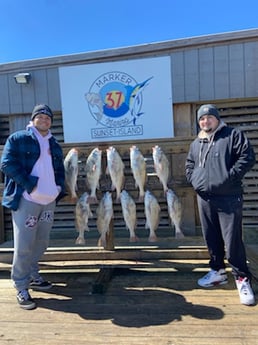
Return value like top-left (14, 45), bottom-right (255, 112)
top-left (199, 135), bottom-right (215, 168)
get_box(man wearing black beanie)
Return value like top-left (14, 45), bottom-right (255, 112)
top-left (31, 104), bottom-right (54, 122)
top-left (1, 104), bottom-right (66, 310)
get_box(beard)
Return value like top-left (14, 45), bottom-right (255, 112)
top-left (203, 127), bottom-right (213, 133)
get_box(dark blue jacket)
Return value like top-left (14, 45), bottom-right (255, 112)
top-left (185, 123), bottom-right (255, 197)
top-left (1, 128), bottom-right (66, 210)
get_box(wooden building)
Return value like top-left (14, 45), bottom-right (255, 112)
top-left (0, 28), bottom-right (257, 245)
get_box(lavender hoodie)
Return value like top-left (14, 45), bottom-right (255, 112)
top-left (23, 124), bottom-right (60, 205)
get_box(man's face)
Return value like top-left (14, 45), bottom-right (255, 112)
top-left (33, 114), bottom-right (52, 134)
top-left (199, 115), bottom-right (219, 133)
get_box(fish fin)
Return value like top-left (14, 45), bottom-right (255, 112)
top-left (148, 234), bottom-right (158, 243)
top-left (88, 195), bottom-right (98, 204)
top-left (75, 236), bottom-right (85, 245)
top-left (70, 196), bottom-right (78, 203)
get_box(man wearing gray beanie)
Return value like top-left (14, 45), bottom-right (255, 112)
top-left (197, 104), bottom-right (220, 122)
top-left (185, 104), bottom-right (256, 306)
top-left (1, 103), bottom-right (66, 310)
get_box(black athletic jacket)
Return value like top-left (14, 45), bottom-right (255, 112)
top-left (185, 122), bottom-right (256, 196)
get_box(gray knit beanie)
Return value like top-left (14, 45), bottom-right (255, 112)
top-left (197, 104), bottom-right (220, 122)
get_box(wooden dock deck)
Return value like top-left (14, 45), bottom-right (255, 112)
top-left (0, 237), bottom-right (258, 345)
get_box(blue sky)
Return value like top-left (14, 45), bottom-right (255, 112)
top-left (0, 0), bottom-right (257, 64)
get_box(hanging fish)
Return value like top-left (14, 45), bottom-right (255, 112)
top-left (152, 145), bottom-right (170, 194)
top-left (166, 188), bottom-right (185, 239)
top-left (64, 148), bottom-right (79, 202)
top-left (85, 147), bottom-right (102, 203)
top-left (96, 192), bottom-right (113, 247)
top-left (74, 192), bottom-right (93, 245)
top-left (106, 146), bottom-right (125, 201)
top-left (120, 190), bottom-right (138, 242)
top-left (130, 145), bottom-right (146, 201)
top-left (144, 190), bottom-right (160, 242)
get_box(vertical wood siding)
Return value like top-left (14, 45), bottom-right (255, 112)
top-left (0, 40), bottom-right (258, 112)
top-left (171, 41), bottom-right (258, 102)
top-left (0, 68), bottom-right (61, 116)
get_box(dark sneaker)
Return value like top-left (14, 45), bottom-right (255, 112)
top-left (30, 277), bottom-right (52, 291)
top-left (17, 289), bottom-right (36, 310)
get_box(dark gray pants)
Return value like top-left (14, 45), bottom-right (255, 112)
top-left (197, 194), bottom-right (251, 279)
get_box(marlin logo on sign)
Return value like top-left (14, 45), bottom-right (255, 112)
top-left (85, 71), bottom-right (153, 139)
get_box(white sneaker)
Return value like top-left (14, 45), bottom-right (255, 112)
top-left (198, 269), bottom-right (228, 287)
top-left (236, 277), bottom-right (255, 306)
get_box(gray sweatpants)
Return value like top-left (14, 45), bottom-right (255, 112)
top-left (11, 197), bottom-right (56, 292)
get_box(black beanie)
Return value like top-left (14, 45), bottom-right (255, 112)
top-left (31, 104), bottom-right (53, 122)
top-left (197, 104), bottom-right (220, 122)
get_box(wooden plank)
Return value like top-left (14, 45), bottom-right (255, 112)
top-left (214, 45), bottom-right (230, 99)
top-left (184, 49), bottom-right (199, 101)
top-left (0, 247), bottom-right (209, 266)
top-left (171, 51), bottom-right (185, 102)
top-left (229, 43), bottom-right (245, 98)
top-left (0, 75), bottom-right (10, 114)
top-left (244, 41), bottom-right (258, 97)
top-left (0, 258), bottom-right (258, 345)
top-left (47, 68), bottom-right (62, 110)
top-left (173, 104), bottom-right (192, 137)
top-left (199, 47), bottom-right (215, 100)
